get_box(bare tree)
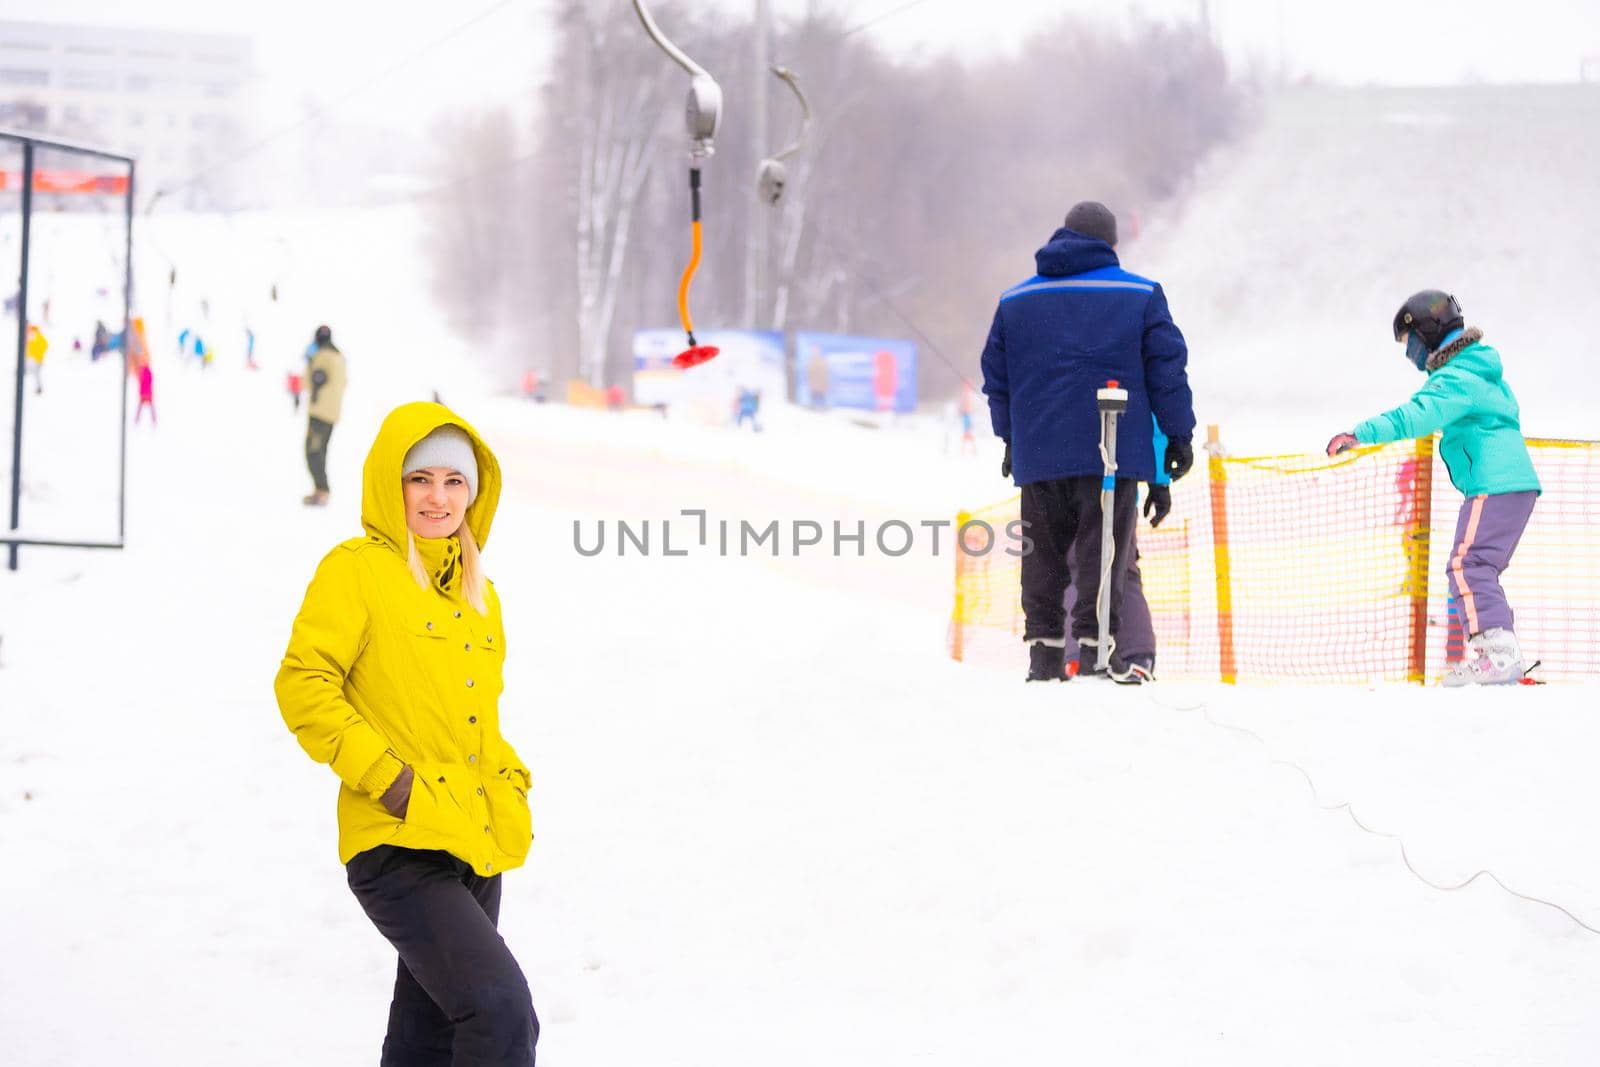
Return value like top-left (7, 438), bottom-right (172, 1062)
top-left (423, 5), bottom-right (1247, 399)
top-left (558, 0), bottom-right (677, 386)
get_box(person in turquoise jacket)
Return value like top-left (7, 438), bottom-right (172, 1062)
top-left (1327, 290), bottom-right (1541, 686)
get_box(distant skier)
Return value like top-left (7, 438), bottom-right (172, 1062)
top-left (1327, 291), bottom-right (1541, 685)
top-left (303, 324), bottom-right (348, 507)
top-left (958, 385), bottom-right (978, 457)
top-left (24, 323), bottom-right (47, 395)
top-left (287, 370), bottom-right (304, 413)
top-left (734, 387), bottom-right (762, 432)
top-left (135, 360), bottom-right (156, 425)
top-left (981, 200), bottom-right (1195, 683)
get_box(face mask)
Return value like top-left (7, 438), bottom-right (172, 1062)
top-left (1405, 330), bottom-right (1430, 371)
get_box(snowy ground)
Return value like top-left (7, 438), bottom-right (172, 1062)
top-left (2, 347), bottom-right (1599, 1065)
top-left (4, 85), bottom-right (1600, 1061)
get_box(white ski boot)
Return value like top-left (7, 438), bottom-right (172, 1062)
top-left (1442, 627), bottom-right (1526, 687)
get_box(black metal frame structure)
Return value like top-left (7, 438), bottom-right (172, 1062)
top-left (1, 128), bottom-right (135, 571)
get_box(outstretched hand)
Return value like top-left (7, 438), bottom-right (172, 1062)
top-left (1326, 432), bottom-right (1358, 457)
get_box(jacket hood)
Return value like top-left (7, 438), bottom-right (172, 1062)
top-left (1424, 326), bottom-right (1490, 374)
top-left (1035, 227), bottom-right (1120, 277)
top-left (1442, 343), bottom-right (1504, 384)
top-left (362, 402), bottom-right (501, 551)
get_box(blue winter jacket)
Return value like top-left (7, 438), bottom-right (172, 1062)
top-left (980, 228), bottom-right (1195, 485)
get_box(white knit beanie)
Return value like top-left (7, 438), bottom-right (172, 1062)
top-left (402, 426), bottom-right (479, 503)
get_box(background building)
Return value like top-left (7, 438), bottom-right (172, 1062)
top-left (0, 18), bottom-right (255, 205)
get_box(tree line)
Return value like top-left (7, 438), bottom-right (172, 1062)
top-left (424, 1), bottom-right (1247, 400)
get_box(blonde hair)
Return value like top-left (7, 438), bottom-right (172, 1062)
top-left (406, 523), bottom-right (489, 615)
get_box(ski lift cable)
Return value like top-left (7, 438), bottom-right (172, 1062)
top-left (809, 221), bottom-right (977, 393)
top-left (146, 0), bottom-right (529, 210)
top-left (631, 0), bottom-right (723, 370)
top-left (839, 0), bottom-right (943, 40)
top-left (1147, 690), bottom-right (1600, 937)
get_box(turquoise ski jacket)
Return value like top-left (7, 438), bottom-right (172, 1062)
top-left (1353, 330), bottom-right (1540, 497)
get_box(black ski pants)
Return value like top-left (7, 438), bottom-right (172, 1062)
top-left (1020, 475), bottom-right (1139, 646)
top-left (306, 416), bottom-right (334, 493)
top-left (346, 846), bottom-right (538, 1067)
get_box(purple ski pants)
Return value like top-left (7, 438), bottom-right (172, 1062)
top-left (1446, 491), bottom-right (1537, 636)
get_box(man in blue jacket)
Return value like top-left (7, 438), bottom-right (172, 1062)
top-left (981, 202), bottom-right (1196, 682)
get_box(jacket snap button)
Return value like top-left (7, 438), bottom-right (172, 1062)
top-left (486, 862), bottom-right (493, 871)
top-left (468, 754), bottom-right (477, 763)
top-left (437, 776), bottom-right (446, 784)
top-left (466, 679), bottom-right (474, 688)
top-left (425, 621), bottom-right (433, 631)
top-left (476, 787), bottom-right (484, 796)
top-left (487, 635), bottom-right (493, 643)
top-left (469, 715), bottom-right (477, 724)
top-left (464, 643), bottom-right (471, 651)
top-left (454, 611), bottom-right (462, 619)
top-left (483, 825), bottom-right (490, 833)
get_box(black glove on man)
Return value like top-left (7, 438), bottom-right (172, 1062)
top-left (1143, 484), bottom-right (1171, 527)
top-left (1164, 437), bottom-right (1194, 481)
top-left (1001, 441), bottom-right (1012, 479)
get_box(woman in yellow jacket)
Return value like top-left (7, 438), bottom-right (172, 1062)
top-left (276, 401), bottom-right (537, 1066)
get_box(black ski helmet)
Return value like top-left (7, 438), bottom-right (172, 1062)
top-left (313, 324), bottom-right (332, 346)
top-left (1392, 290), bottom-right (1463, 350)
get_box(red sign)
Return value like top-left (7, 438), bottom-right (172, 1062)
top-left (0, 169), bottom-right (130, 195)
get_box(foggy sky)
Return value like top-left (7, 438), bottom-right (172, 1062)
top-left (4, 0), bottom-right (1596, 133)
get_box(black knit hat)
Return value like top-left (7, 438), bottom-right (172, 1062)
top-left (313, 324), bottom-right (332, 346)
top-left (1064, 201), bottom-right (1117, 247)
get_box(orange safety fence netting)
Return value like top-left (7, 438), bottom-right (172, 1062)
top-left (949, 436), bottom-right (1600, 684)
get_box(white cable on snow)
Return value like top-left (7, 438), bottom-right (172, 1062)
top-left (1145, 690), bottom-right (1600, 937)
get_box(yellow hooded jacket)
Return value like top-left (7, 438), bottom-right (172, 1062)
top-left (275, 402), bottom-right (531, 875)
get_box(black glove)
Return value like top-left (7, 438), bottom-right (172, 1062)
top-left (1000, 441), bottom-right (1012, 479)
top-left (1164, 437), bottom-right (1194, 482)
top-left (1143, 483), bottom-right (1171, 527)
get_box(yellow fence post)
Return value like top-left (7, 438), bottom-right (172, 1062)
top-left (1405, 435), bottom-right (1435, 684)
top-left (950, 509), bottom-right (971, 662)
top-left (1206, 426), bottom-right (1236, 684)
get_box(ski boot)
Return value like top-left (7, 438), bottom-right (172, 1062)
top-left (1076, 639), bottom-right (1130, 681)
top-left (1110, 654), bottom-right (1155, 686)
top-left (1442, 627), bottom-right (1526, 687)
top-left (1026, 639), bottom-right (1070, 683)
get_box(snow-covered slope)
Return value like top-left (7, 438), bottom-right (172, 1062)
top-left (4, 89), bottom-right (1600, 1060)
top-left (1131, 84), bottom-right (1600, 452)
top-left (2, 345), bottom-right (1598, 1065)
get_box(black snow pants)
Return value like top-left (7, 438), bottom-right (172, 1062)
top-left (305, 416), bottom-right (334, 493)
top-left (346, 846), bottom-right (538, 1067)
top-left (1019, 475), bottom-right (1138, 646)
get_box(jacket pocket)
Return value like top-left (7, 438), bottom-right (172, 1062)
top-left (485, 771), bottom-right (532, 863)
top-left (404, 761), bottom-right (466, 836)
top-left (409, 614), bottom-right (451, 641)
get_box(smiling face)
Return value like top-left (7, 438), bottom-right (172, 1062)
top-left (402, 466), bottom-right (471, 539)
